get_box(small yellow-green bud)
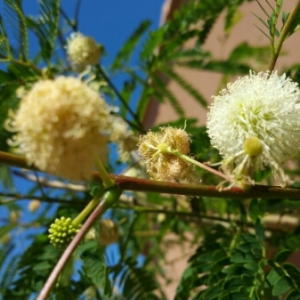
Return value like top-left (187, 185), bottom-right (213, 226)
top-left (84, 227), bottom-right (96, 241)
top-left (157, 143), bottom-right (169, 154)
top-left (244, 136), bottom-right (263, 157)
top-left (157, 213), bottom-right (166, 223)
top-left (48, 217), bottom-right (81, 249)
top-left (0, 233), bottom-right (11, 245)
top-left (98, 219), bottom-right (119, 246)
top-left (28, 200), bottom-right (41, 212)
top-left (10, 211), bottom-right (20, 223)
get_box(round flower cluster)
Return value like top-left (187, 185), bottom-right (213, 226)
top-left (67, 32), bottom-right (102, 70)
top-left (6, 76), bottom-right (110, 181)
top-left (98, 219), bottom-right (119, 245)
top-left (109, 115), bottom-right (138, 162)
top-left (48, 217), bottom-right (81, 249)
top-left (138, 127), bottom-right (197, 183)
top-left (207, 71), bottom-right (300, 185)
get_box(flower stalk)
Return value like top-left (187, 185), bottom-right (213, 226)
top-left (72, 194), bottom-right (104, 226)
top-left (95, 157), bottom-right (115, 188)
top-left (2, 151), bottom-right (300, 199)
top-left (268, 0), bottom-right (300, 71)
top-left (165, 146), bottom-right (230, 181)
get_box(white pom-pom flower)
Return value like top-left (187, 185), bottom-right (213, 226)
top-left (67, 33), bottom-right (102, 69)
top-left (6, 76), bottom-right (110, 181)
top-left (207, 71), bottom-right (300, 185)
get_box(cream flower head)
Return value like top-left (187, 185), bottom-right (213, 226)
top-left (109, 115), bottom-right (138, 162)
top-left (67, 33), bottom-right (102, 69)
top-left (138, 127), bottom-right (197, 183)
top-left (207, 71), bottom-right (300, 185)
top-left (6, 76), bottom-right (110, 181)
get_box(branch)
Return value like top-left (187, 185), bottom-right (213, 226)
top-left (0, 192), bottom-right (85, 205)
top-left (13, 170), bottom-right (87, 192)
top-left (1, 151), bottom-right (300, 199)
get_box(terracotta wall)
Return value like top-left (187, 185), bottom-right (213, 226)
top-left (146, 1), bottom-right (300, 299)
top-left (144, 0), bottom-right (300, 128)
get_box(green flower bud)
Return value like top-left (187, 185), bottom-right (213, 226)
top-left (244, 136), bottom-right (263, 157)
top-left (98, 219), bottom-right (119, 246)
top-left (48, 217), bottom-right (81, 249)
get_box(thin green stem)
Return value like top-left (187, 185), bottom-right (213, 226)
top-left (95, 157), bottom-right (115, 188)
top-left (167, 147), bottom-right (230, 181)
top-left (72, 195), bottom-right (102, 226)
top-left (95, 65), bottom-right (145, 132)
top-left (268, 0), bottom-right (300, 71)
top-left (74, 0), bottom-right (83, 28)
top-left (0, 57), bottom-right (42, 74)
top-left (60, 7), bottom-right (77, 31)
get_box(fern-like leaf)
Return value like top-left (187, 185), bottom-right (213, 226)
top-left (176, 59), bottom-right (250, 74)
top-left (151, 74), bottom-right (185, 118)
top-left (26, 0), bottom-right (60, 62)
top-left (0, 15), bottom-right (10, 58)
top-left (3, 0), bottom-right (28, 60)
top-left (163, 67), bottom-right (207, 108)
top-left (111, 20), bottom-right (151, 71)
top-left (111, 257), bottom-right (163, 300)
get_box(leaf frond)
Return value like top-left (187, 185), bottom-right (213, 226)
top-left (163, 67), bottom-right (207, 108)
top-left (111, 20), bottom-right (151, 71)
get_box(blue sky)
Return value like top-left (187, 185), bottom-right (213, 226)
top-left (2, 0), bottom-right (163, 214)
top-left (0, 0), bottom-right (163, 294)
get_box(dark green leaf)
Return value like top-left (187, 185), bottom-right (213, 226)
top-left (243, 263), bottom-right (258, 272)
top-left (33, 261), bottom-right (52, 271)
top-left (231, 252), bottom-right (256, 264)
top-left (200, 284), bottom-right (222, 300)
top-left (267, 267), bottom-right (283, 285)
top-left (286, 289), bottom-right (300, 300)
top-left (228, 42), bottom-right (270, 65)
top-left (176, 59), bottom-right (250, 74)
top-left (272, 276), bottom-right (293, 296)
top-left (0, 165), bottom-right (14, 190)
top-left (283, 263), bottom-right (300, 282)
top-left (275, 249), bottom-right (291, 263)
top-left (74, 240), bottom-right (99, 257)
top-left (254, 218), bottom-right (265, 241)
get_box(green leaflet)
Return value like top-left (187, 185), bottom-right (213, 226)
top-left (26, 0), bottom-right (60, 62)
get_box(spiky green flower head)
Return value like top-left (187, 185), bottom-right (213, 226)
top-left (207, 71), bottom-right (300, 185)
top-left (67, 32), bottom-right (103, 70)
top-left (6, 76), bottom-right (110, 181)
top-left (48, 217), bottom-right (81, 249)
